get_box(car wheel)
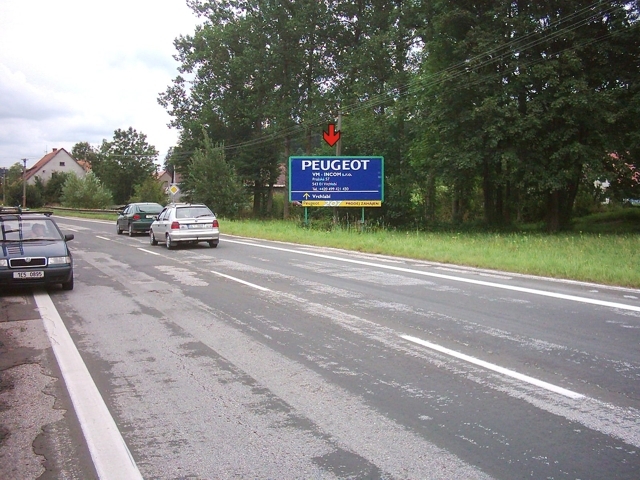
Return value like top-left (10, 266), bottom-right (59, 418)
top-left (166, 234), bottom-right (175, 250)
top-left (116, 223), bottom-right (122, 234)
top-left (208, 241), bottom-right (218, 248)
top-left (61, 275), bottom-right (74, 291)
top-left (128, 224), bottom-right (135, 237)
top-left (150, 230), bottom-right (158, 245)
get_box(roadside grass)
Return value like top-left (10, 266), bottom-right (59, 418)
top-left (222, 219), bottom-right (640, 288)
top-left (43, 206), bottom-right (639, 288)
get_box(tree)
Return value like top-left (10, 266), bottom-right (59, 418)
top-left (410, 0), bottom-right (639, 230)
top-left (61, 172), bottom-right (113, 209)
top-left (71, 142), bottom-right (100, 166)
top-left (185, 133), bottom-right (248, 218)
top-left (159, 0), bottom-right (639, 229)
top-left (7, 183), bottom-right (43, 208)
top-left (44, 171), bottom-right (72, 205)
top-left (95, 128), bottom-right (158, 205)
top-left (130, 177), bottom-right (169, 205)
top-left (160, 0), bottom-right (337, 218)
top-left (6, 162), bottom-right (24, 185)
top-left (2, 162), bottom-right (44, 208)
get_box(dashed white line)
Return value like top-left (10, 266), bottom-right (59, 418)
top-left (138, 247), bottom-right (161, 256)
top-left (210, 270), bottom-right (271, 291)
top-left (401, 334), bottom-right (585, 399)
top-left (96, 236), bottom-right (110, 241)
top-left (224, 239), bottom-right (640, 312)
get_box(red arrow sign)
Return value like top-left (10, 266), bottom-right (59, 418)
top-left (323, 124), bottom-right (341, 147)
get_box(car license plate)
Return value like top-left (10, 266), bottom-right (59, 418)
top-left (13, 271), bottom-right (44, 279)
top-left (188, 224), bottom-right (209, 229)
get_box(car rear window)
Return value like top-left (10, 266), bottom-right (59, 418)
top-left (176, 207), bottom-right (214, 219)
top-left (139, 205), bottom-right (163, 214)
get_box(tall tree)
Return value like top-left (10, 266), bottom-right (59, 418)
top-left (509, 0), bottom-right (635, 230)
top-left (95, 128), bottom-right (158, 205)
top-left (186, 132), bottom-right (248, 217)
top-left (71, 141), bottom-right (100, 166)
top-left (160, 0), bottom-right (337, 217)
top-left (411, 0), bottom-right (639, 230)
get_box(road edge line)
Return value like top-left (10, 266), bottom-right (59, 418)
top-left (34, 292), bottom-right (143, 480)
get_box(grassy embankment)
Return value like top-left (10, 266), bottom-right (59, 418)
top-left (49, 207), bottom-right (640, 289)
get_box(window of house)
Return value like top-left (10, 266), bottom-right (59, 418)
top-left (59, 161), bottom-right (65, 166)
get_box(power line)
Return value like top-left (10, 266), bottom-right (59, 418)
top-left (165, 1), bottom-right (635, 159)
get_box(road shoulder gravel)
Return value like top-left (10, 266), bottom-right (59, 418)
top-left (0, 292), bottom-right (96, 480)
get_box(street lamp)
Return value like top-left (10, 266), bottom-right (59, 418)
top-left (22, 158), bottom-right (27, 208)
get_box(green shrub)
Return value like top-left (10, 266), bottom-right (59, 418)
top-left (61, 172), bottom-right (113, 208)
top-left (129, 177), bottom-right (169, 205)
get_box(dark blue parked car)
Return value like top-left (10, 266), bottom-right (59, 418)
top-left (0, 208), bottom-right (74, 290)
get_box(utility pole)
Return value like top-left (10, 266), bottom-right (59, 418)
top-left (22, 158), bottom-right (27, 208)
top-left (333, 112), bottom-right (342, 225)
top-left (1, 168), bottom-right (6, 205)
top-left (335, 112), bottom-right (342, 156)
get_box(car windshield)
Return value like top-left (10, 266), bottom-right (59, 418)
top-left (139, 205), bottom-right (163, 214)
top-left (0, 218), bottom-right (63, 242)
top-left (176, 207), bottom-right (214, 219)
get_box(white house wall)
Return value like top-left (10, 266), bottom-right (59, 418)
top-left (27, 150), bottom-right (86, 185)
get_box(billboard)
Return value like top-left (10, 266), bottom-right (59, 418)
top-left (289, 156), bottom-right (384, 207)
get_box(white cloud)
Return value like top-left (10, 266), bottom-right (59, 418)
top-left (0, 0), bottom-right (200, 168)
top-left (0, 66), bottom-right (72, 121)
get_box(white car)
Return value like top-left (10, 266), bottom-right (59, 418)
top-left (149, 203), bottom-right (219, 249)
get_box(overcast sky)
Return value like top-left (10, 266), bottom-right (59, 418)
top-left (0, 0), bottom-right (201, 170)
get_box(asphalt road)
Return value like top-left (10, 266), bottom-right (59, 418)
top-left (2, 215), bottom-right (639, 479)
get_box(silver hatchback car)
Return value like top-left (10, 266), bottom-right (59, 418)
top-left (149, 203), bottom-right (219, 249)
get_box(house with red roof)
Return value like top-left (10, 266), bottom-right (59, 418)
top-left (156, 169), bottom-right (173, 192)
top-left (25, 148), bottom-right (88, 185)
top-left (156, 169), bottom-right (184, 201)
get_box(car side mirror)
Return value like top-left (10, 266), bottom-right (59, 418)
top-left (64, 234), bottom-right (74, 241)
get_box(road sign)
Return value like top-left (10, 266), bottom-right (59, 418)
top-left (168, 184), bottom-right (180, 195)
top-left (323, 124), bottom-right (341, 147)
top-left (289, 156), bottom-right (384, 206)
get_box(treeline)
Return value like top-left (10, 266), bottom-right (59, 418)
top-left (1, 128), bottom-right (167, 209)
top-left (160, 0), bottom-right (639, 230)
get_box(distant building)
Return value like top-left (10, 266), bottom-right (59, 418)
top-left (25, 148), bottom-right (88, 185)
top-left (156, 169), bottom-right (183, 201)
top-left (156, 169), bottom-right (173, 192)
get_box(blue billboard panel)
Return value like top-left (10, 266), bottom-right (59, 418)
top-left (289, 156), bottom-right (384, 205)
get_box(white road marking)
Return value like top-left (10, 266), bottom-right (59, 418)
top-left (401, 334), bottom-right (585, 399)
top-left (210, 270), bottom-right (271, 291)
top-left (34, 292), bottom-right (143, 480)
top-left (96, 236), bottom-right (110, 241)
top-left (224, 239), bottom-right (640, 312)
top-left (138, 247), bottom-right (161, 256)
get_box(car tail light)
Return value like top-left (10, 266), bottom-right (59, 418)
top-left (213, 219), bottom-right (219, 227)
top-left (133, 214), bottom-right (141, 220)
top-left (171, 221), bottom-right (180, 229)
